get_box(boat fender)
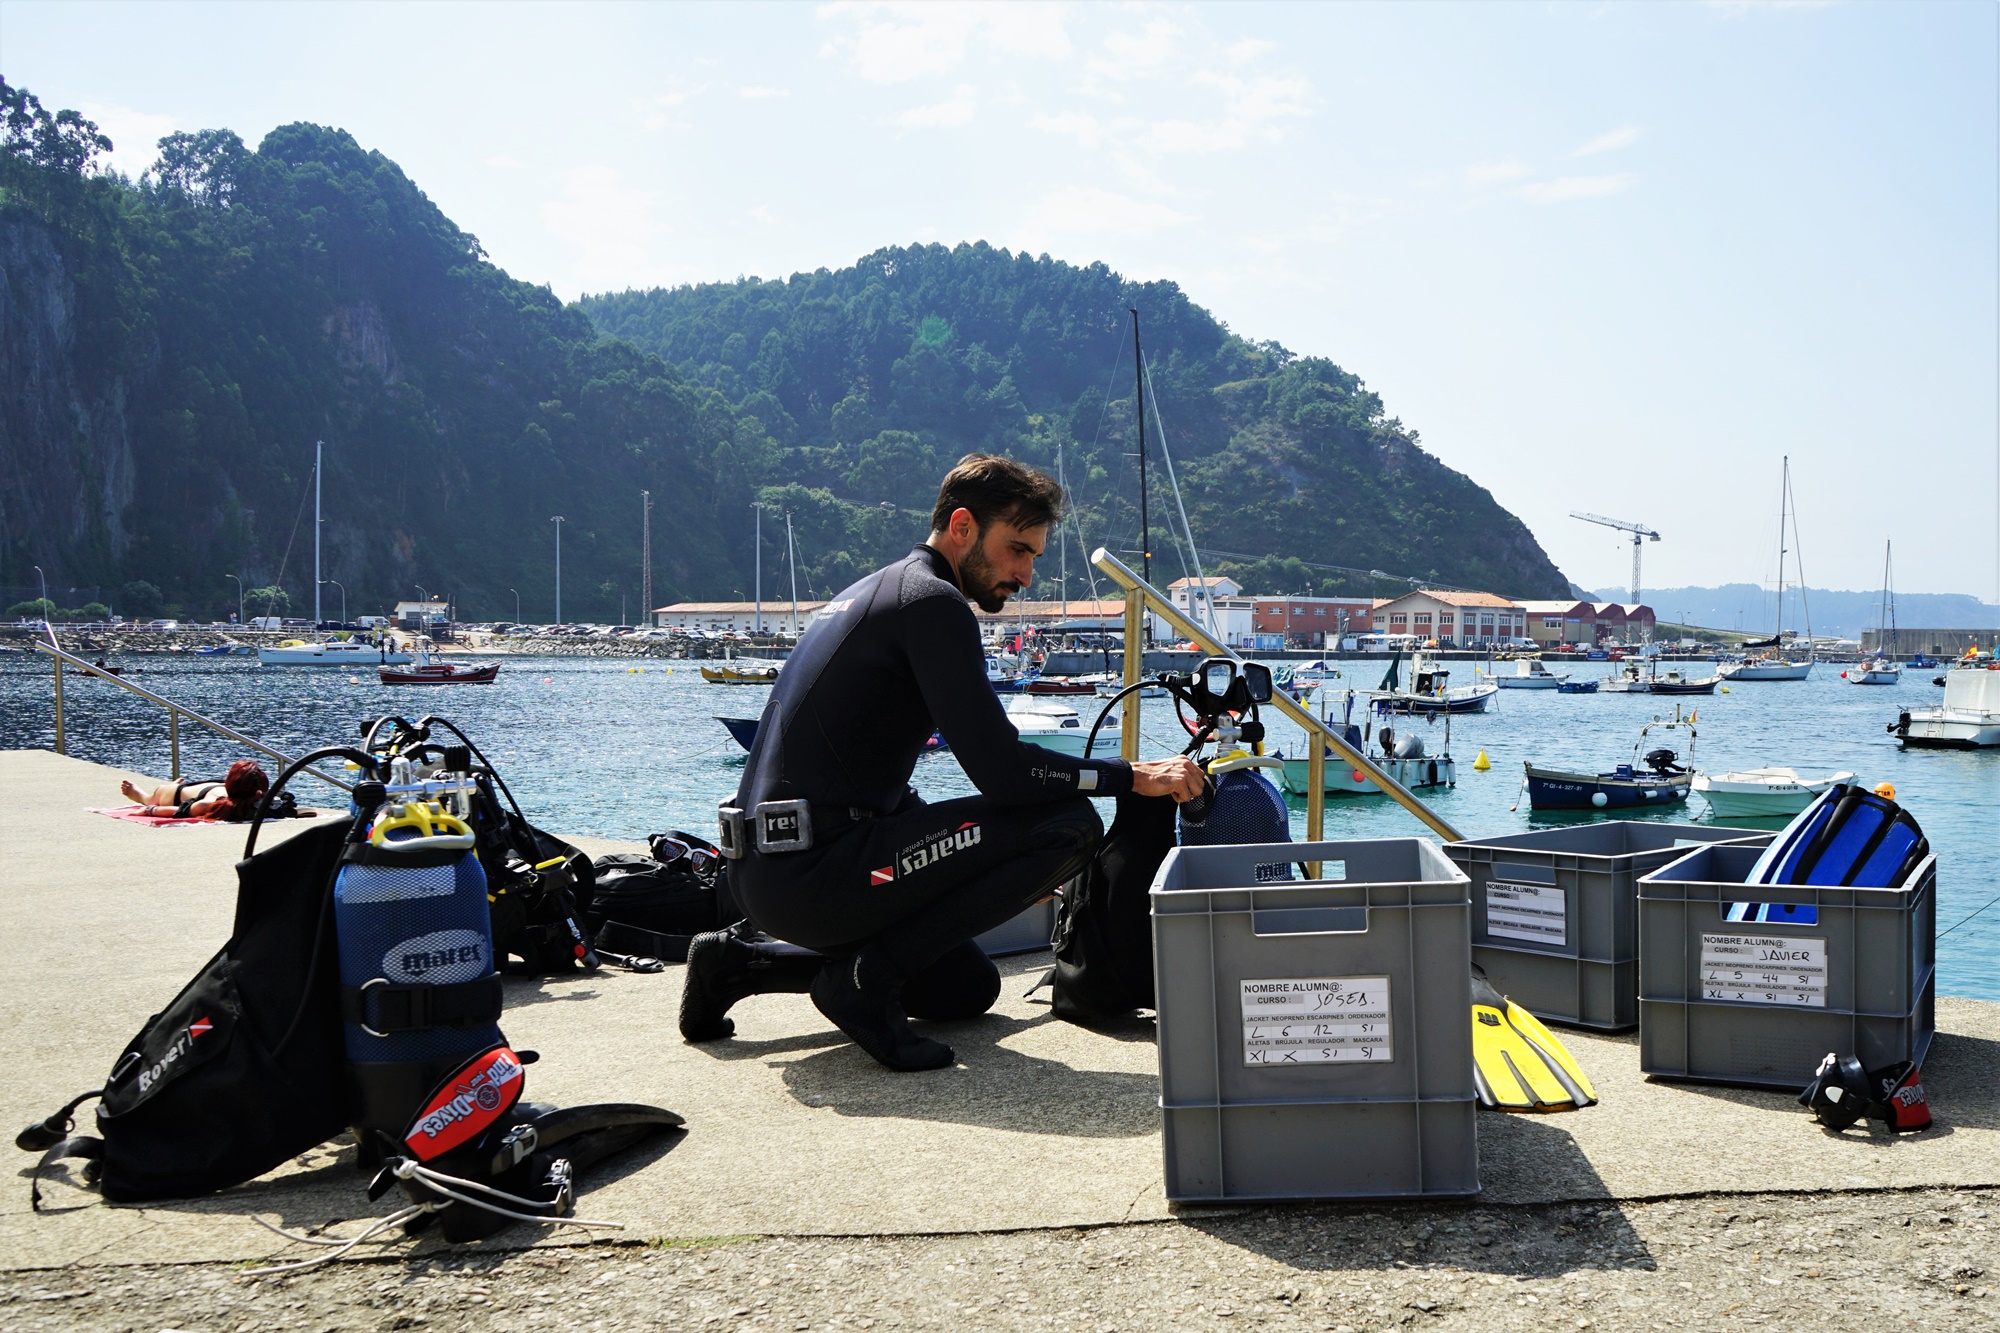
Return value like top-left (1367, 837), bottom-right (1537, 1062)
top-left (1590, 792), bottom-right (1608, 808)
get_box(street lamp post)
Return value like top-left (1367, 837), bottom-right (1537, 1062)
top-left (323, 579), bottom-right (346, 623)
top-left (509, 588), bottom-right (521, 624)
top-left (32, 565), bottom-right (48, 625)
top-left (225, 573), bottom-right (243, 624)
top-left (550, 516), bottom-right (565, 624)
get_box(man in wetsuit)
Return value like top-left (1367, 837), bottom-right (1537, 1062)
top-left (680, 454), bottom-right (1203, 1071)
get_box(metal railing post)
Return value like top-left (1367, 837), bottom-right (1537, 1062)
top-left (1306, 736), bottom-right (1326, 842)
top-left (28, 640), bottom-right (352, 794)
top-left (169, 709), bottom-right (180, 781)
top-left (1089, 547), bottom-right (1463, 843)
top-left (1121, 596), bottom-right (1144, 760)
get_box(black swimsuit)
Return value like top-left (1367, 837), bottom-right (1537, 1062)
top-left (168, 780), bottom-right (222, 818)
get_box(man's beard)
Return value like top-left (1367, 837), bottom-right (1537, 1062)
top-left (958, 542), bottom-right (1019, 615)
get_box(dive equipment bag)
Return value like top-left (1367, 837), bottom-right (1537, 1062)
top-left (1048, 793), bottom-right (1177, 1024)
top-left (589, 831), bottom-right (735, 963)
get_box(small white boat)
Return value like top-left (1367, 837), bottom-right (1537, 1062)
top-left (1845, 658), bottom-right (1901, 685)
top-left (1493, 658), bottom-right (1569, 689)
top-left (1006, 694), bottom-right (1118, 758)
top-left (259, 638), bottom-right (412, 666)
top-left (1891, 656), bottom-right (2000, 748)
top-left (1693, 767), bottom-right (1856, 817)
top-left (1600, 663), bottom-right (1652, 694)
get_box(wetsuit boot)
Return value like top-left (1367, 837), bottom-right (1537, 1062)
top-left (679, 925), bottom-right (820, 1042)
top-left (810, 951), bottom-right (955, 1072)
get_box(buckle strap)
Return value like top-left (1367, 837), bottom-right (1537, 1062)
top-left (341, 975), bottom-right (504, 1036)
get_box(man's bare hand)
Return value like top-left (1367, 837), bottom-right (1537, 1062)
top-left (1131, 755), bottom-right (1206, 802)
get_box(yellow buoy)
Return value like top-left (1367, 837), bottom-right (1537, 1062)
top-left (1473, 749), bottom-right (1491, 771)
top-left (1719, 686), bottom-right (1730, 693)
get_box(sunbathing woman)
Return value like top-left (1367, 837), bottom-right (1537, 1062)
top-left (120, 759), bottom-right (270, 820)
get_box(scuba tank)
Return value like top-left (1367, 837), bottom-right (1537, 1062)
top-left (1178, 756), bottom-right (1291, 850)
top-left (337, 760), bottom-right (508, 1162)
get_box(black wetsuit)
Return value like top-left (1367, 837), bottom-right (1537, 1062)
top-left (731, 545), bottom-right (1131, 989)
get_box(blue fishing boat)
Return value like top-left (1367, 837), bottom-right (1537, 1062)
top-left (1523, 709), bottom-right (1695, 811)
top-left (1555, 678), bottom-right (1599, 694)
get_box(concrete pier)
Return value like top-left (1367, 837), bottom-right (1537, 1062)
top-left (1, 748), bottom-right (1995, 1275)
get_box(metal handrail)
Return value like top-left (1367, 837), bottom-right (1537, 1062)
top-left (1090, 547), bottom-right (1463, 842)
top-left (28, 634), bottom-right (354, 793)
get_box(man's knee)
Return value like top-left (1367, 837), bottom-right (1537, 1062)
top-left (901, 940), bottom-right (1001, 1020)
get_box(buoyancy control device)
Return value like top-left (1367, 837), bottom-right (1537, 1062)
top-left (19, 736), bottom-right (683, 1250)
top-left (1048, 658), bottom-right (1291, 1024)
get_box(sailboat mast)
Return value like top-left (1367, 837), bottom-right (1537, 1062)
top-left (754, 503), bottom-right (763, 636)
top-left (1774, 455), bottom-right (1788, 647)
top-left (786, 512), bottom-right (799, 638)
top-left (1058, 439), bottom-right (1068, 622)
top-left (1129, 308), bottom-right (1150, 589)
top-left (313, 440), bottom-right (322, 626)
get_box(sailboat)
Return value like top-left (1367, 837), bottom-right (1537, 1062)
top-left (260, 442), bottom-right (411, 666)
top-left (1846, 541), bottom-right (1902, 684)
top-left (1719, 457), bottom-right (1814, 682)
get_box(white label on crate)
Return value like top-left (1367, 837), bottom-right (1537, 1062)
top-left (1699, 934), bottom-right (1827, 1008)
top-left (1486, 882), bottom-right (1568, 947)
top-left (1240, 977), bottom-right (1392, 1066)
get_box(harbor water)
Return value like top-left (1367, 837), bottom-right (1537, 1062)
top-left (3, 653), bottom-right (1995, 1000)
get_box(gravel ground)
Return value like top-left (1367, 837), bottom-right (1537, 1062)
top-left (4, 1187), bottom-right (1992, 1332)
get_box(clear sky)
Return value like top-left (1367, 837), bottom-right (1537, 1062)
top-left (5, 0), bottom-right (1994, 599)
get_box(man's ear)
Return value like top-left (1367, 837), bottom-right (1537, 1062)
top-left (948, 508), bottom-right (979, 543)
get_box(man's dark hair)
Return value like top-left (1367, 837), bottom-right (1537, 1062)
top-left (929, 453), bottom-right (1065, 535)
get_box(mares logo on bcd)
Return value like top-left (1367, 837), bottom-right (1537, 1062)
top-left (897, 821), bottom-right (982, 877)
top-left (384, 929), bottom-right (488, 984)
top-left (402, 1045), bottom-right (526, 1160)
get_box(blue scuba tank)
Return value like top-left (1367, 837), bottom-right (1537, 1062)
top-left (1178, 762), bottom-right (1292, 848)
top-left (336, 780), bottom-right (503, 1154)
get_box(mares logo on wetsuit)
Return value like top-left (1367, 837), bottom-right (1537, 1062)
top-left (894, 820), bottom-right (983, 878)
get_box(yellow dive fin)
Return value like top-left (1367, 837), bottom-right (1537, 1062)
top-left (1470, 969), bottom-right (1597, 1111)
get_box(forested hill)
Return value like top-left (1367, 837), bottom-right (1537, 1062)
top-left (1, 80), bottom-right (735, 623)
top-left (2, 78), bottom-right (1565, 623)
top-left (583, 252), bottom-right (1570, 603)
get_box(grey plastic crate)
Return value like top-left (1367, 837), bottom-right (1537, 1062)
top-left (1446, 823), bottom-right (1775, 1031)
top-left (976, 899), bottom-right (1053, 957)
top-left (1152, 838), bottom-right (1477, 1203)
top-left (1637, 844), bottom-right (1937, 1088)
